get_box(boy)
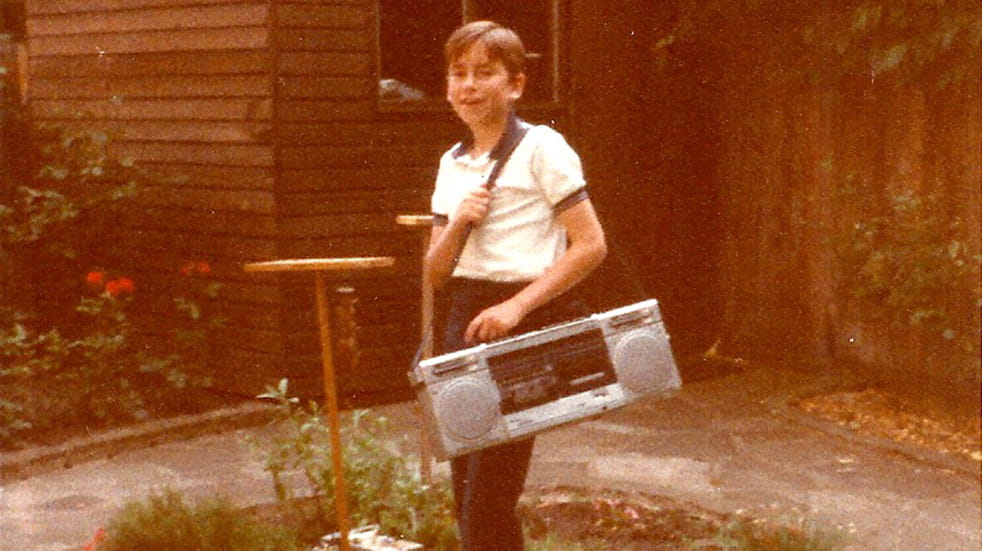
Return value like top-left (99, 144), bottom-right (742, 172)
top-left (424, 20), bottom-right (608, 551)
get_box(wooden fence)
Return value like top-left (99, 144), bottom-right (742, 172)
top-left (713, 10), bottom-right (980, 417)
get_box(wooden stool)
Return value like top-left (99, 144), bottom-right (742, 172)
top-left (396, 215), bottom-right (435, 480)
top-left (244, 256), bottom-right (395, 551)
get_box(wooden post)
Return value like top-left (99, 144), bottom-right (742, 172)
top-left (396, 215), bottom-right (435, 481)
top-left (244, 257), bottom-right (395, 551)
top-left (313, 272), bottom-right (352, 548)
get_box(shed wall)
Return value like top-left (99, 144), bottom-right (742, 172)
top-left (25, 1), bottom-right (286, 397)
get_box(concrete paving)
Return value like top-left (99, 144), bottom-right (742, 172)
top-left (1, 366), bottom-right (978, 551)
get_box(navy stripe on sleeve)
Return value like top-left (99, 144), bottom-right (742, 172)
top-left (553, 187), bottom-right (590, 214)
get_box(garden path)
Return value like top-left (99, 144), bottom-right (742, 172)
top-left (0, 365), bottom-right (978, 551)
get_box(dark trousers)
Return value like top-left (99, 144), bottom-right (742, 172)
top-left (441, 278), bottom-right (585, 551)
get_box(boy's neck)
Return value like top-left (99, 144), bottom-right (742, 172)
top-left (467, 116), bottom-right (510, 158)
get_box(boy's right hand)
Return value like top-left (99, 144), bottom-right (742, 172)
top-left (453, 187), bottom-right (493, 226)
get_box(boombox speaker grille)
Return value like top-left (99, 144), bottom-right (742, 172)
top-left (613, 329), bottom-right (672, 394)
top-left (436, 379), bottom-right (499, 441)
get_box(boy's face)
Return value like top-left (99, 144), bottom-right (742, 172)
top-left (446, 41), bottom-right (525, 131)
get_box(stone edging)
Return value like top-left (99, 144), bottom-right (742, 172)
top-left (0, 401), bottom-right (278, 483)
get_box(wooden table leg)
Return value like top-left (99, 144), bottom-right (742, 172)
top-left (244, 256), bottom-right (395, 551)
top-left (394, 217), bottom-right (437, 481)
top-left (314, 272), bottom-right (352, 551)
top-left (418, 232), bottom-right (434, 482)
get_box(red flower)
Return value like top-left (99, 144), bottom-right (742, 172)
top-left (196, 261), bottom-right (211, 274)
top-left (83, 527), bottom-right (106, 551)
top-left (85, 271), bottom-right (106, 286)
top-left (105, 277), bottom-right (135, 297)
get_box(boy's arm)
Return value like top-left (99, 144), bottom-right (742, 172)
top-left (464, 199), bottom-right (607, 344)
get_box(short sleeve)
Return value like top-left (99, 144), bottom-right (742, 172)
top-left (529, 127), bottom-right (587, 208)
top-left (430, 149), bottom-right (456, 224)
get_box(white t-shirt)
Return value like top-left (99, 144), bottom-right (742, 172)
top-left (431, 123), bottom-right (588, 282)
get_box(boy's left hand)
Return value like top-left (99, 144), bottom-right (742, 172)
top-left (464, 300), bottom-right (526, 345)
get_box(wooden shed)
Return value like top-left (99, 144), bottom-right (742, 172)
top-left (18, 1), bottom-right (979, 415)
top-left (20, 0), bottom-right (701, 405)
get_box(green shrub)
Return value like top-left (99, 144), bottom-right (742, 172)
top-left (838, 180), bottom-right (981, 355)
top-left (1, 125), bottom-right (141, 318)
top-left (0, 263), bottom-right (222, 449)
top-left (98, 490), bottom-right (301, 551)
top-left (251, 379), bottom-right (458, 550)
top-left (527, 533), bottom-right (601, 551)
top-left (0, 124), bottom-right (224, 449)
top-left (702, 518), bottom-right (845, 551)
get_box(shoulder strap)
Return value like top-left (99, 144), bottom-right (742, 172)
top-left (450, 116), bottom-right (530, 267)
top-left (482, 117), bottom-right (530, 191)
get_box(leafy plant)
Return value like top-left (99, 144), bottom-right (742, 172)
top-left (250, 379), bottom-right (458, 550)
top-left (0, 262), bottom-right (224, 449)
top-left (0, 121), bottom-right (229, 448)
top-left (527, 533), bottom-right (599, 551)
top-left (652, 0), bottom-right (979, 89)
top-left (700, 518), bottom-right (845, 551)
top-left (838, 178), bottom-right (981, 354)
top-left (97, 490), bottom-right (301, 551)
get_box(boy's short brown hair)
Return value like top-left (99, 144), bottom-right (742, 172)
top-left (445, 20), bottom-right (526, 78)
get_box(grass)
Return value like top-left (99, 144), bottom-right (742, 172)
top-left (694, 518), bottom-right (846, 551)
top-left (528, 533), bottom-right (606, 551)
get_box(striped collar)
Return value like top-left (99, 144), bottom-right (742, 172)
top-left (451, 112), bottom-right (526, 160)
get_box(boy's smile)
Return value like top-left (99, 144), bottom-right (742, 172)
top-left (447, 42), bottom-right (525, 139)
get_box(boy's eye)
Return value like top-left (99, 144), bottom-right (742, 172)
top-left (447, 66), bottom-right (502, 82)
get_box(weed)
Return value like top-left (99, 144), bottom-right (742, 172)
top-left (250, 379), bottom-right (458, 550)
top-left (697, 518), bottom-right (845, 551)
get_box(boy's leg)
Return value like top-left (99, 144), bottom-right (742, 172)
top-left (451, 437), bottom-right (535, 551)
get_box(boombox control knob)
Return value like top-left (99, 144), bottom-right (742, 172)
top-left (613, 329), bottom-right (674, 394)
top-left (437, 379), bottom-right (500, 441)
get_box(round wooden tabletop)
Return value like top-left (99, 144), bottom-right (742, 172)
top-left (243, 256), bottom-right (396, 273)
top-left (395, 214), bottom-right (434, 227)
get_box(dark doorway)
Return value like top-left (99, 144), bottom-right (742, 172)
top-left (567, 5), bottom-right (723, 360)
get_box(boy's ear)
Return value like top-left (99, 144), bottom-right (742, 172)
top-left (509, 73), bottom-right (526, 100)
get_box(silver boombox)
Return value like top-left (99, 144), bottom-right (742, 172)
top-left (410, 299), bottom-right (681, 460)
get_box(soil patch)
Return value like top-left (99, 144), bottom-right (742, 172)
top-left (521, 487), bottom-right (731, 550)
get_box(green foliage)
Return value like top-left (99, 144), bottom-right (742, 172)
top-left (2, 125), bottom-right (138, 253)
top-left (0, 271), bottom-right (223, 448)
top-left (0, 124), bottom-right (224, 449)
top-left (98, 490), bottom-right (301, 551)
top-left (829, 0), bottom-right (979, 86)
top-left (250, 379), bottom-right (458, 550)
top-left (655, 0), bottom-right (979, 88)
top-left (527, 533), bottom-right (600, 551)
top-left (700, 518), bottom-right (844, 551)
top-left (838, 178), bottom-right (981, 354)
